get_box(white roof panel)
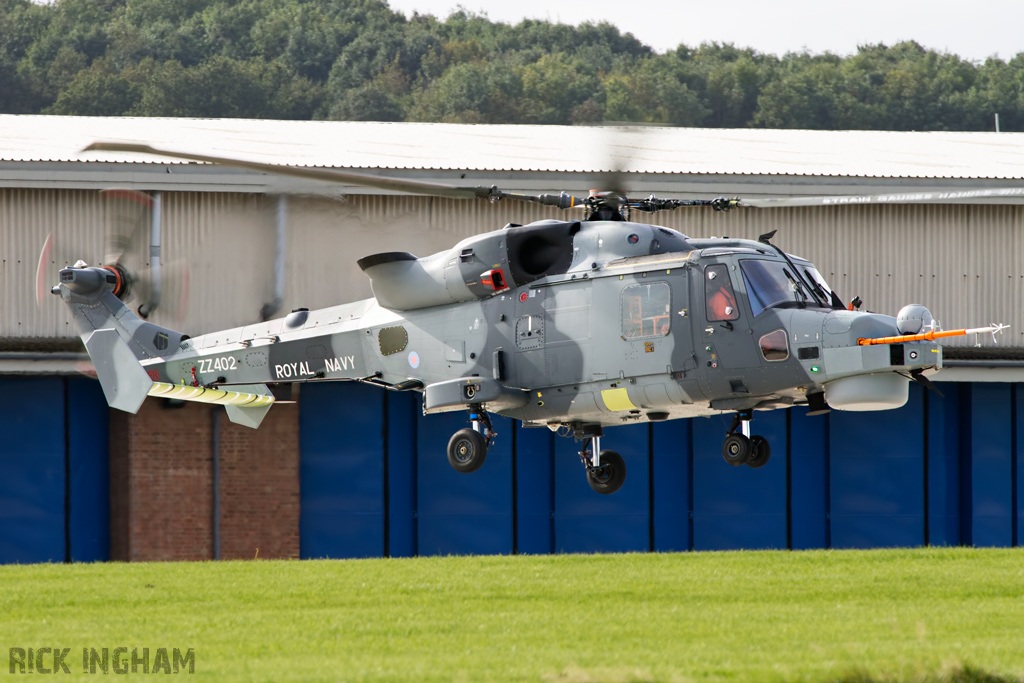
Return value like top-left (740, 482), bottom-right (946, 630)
top-left (3, 114), bottom-right (1024, 179)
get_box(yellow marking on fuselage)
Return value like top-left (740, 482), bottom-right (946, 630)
top-left (601, 388), bottom-right (637, 412)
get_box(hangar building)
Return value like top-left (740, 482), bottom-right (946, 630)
top-left (2, 115), bottom-right (1023, 562)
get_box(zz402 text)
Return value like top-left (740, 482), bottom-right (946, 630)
top-left (197, 356), bottom-right (237, 373)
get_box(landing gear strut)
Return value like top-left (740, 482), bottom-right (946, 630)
top-left (721, 410), bottom-right (771, 469)
top-left (576, 425), bottom-right (626, 495)
top-left (447, 406), bottom-right (494, 474)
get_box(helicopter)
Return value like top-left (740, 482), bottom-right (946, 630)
top-left (50, 141), bottom-right (1011, 495)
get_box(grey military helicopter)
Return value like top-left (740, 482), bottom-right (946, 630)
top-left (50, 142), bottom-right (1010, 495)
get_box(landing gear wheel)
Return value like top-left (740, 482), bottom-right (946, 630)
top-left (447, 428), bottom-right (487, 473)
top-left (747, 435), bottom-right (771, 469)
top-left (722, 433), bottom-right (751, 466)
top-left (587, 450), bottom-right (626, 495)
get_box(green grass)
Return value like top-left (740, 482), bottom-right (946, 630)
top-left (2, 548), bottom-right (1024, 681)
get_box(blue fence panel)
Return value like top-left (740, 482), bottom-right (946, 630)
top-left (416, 411), bottom-right (513, 555)
top-left (67, 377), bottom-right (109, 562)
top-left (283, 380), bottom-right (1024, 560)
top-left (829, 383), bottom-right (925, 549)
top-left (299, 382), bottom-right (385, 559)
top-left (967, 384), bottom-right (1013, 547)
top-left (514, 424), bottom-right (554, 554)
top-left (692, 412), bottom-right (787, 550)
top-left (553, 422), bottom-right (649, 554)
top-left (1017, 385), bottom-right (1024, 548)
top-left (928, 383), bottom-right (963, 546)
top-left (790, 407), bottom-right (828, 549)
top-left (0, 377), bottom-right (66, 564)
top-left (651, 419), bottom-right (691, 552)
top-left (387, 391), bottom-right (418, 558)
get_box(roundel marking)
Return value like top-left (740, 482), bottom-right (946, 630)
top-left (519, 292), bottom-right (528, 303)
top-left (408, 351), bottom-right (420, 369)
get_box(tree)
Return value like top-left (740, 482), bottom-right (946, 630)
top-left (6, 0), bottom-right (1024, 132)
top-left (517, 54), bottom-right (596, 125)
top-left (676, 43), bottom-right (779, 128)
top-left (45, 58), bottom-right (138, 115)
top-left (133, 56), bottom-right (319, 119)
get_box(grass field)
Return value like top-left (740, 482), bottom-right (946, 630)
top-left (3, 548), bottom-right (1024, 681)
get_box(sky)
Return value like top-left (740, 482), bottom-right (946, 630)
top-left (385, 0), bottom-right (1024, 63)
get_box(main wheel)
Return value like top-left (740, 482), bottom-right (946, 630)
top-left (746, 435), bottom-right (771, 468)
top-left (587, 450), bottom-right (627, 495)
top-left (447, 428), bottom-right (487, 473)
top-left (722, 433), bottom-right (751, 466)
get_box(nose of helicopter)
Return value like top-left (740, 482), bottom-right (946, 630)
top-left (817, 309), bottom-right (941, 411)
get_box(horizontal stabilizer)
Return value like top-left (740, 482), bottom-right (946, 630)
top-left (147, 381), bottom-right (275, 406)
top-left (147, 381), bottom-right (275, 429)
top-left (85, 328), bottom-right (154, 413)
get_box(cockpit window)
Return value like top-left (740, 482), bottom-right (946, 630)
top-left (705, 264), bottom-right (739, 322)
top-left (740, 259), bottom-right (832, 316)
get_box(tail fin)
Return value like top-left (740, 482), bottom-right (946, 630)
top-left (83, 328), bottom-right (154, 413)
top-left (57, 265), bottom-right (183, 414)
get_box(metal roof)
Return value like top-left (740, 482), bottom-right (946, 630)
top-left (5, 114), bottom-right (1024, 180)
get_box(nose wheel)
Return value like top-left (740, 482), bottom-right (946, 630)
top-left (721, 411), bottom-right (771, 468)
top-left (447, 407), bottom-right (494, 474)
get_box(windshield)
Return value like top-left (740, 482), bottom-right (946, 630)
top-left (801, 265), bottom-right (836, 306)
top-left (740, 259), bottom-right (833, 316)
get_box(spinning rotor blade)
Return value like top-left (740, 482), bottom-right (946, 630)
top-left (84, 142), bottom-right (588, 210)
top-left (101, 188), bottom-right (152, 265)
top-left (35, 232), bottom-right (55, 308)
top-left (131, 258), bottom-right (192, 329)
top-left (85, 142), bottom-right (486, 200)
top-left (85, 142), bottom-right (1024, 214)
top-left (740, 187), bottom-right (1024, 208)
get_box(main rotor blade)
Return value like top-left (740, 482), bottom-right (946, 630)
top-left (83, 142), bottom-right (486, 200)
top-left (741, 187), bottom-right (1024, 208)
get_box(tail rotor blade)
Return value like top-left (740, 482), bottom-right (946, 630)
top-left (35, 232), bottom-right (55, 308)
top-left (132, 259), bottom-right (191, 328)
top-left (101, 189), bottom-right (152, 265)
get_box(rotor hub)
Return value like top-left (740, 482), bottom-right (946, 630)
top-left (102, 262), bottom-right (132, 300)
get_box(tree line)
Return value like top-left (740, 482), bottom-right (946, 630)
top-left (2, 0), bottom-right (1023, 131)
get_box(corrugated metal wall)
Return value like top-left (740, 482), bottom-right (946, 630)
top-left (5, 188), bottom-right (1021, 346)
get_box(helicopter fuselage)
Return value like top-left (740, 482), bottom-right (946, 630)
top-left (62, 218), bottom-right (938, 432)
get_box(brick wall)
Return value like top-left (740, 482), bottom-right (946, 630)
top-left (218, 404), bottom-right (300, 560)
top-left (109, 399), bottom-right (299, 561)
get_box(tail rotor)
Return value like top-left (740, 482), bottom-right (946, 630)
top-left (37, 189), bottom-right (190, 327)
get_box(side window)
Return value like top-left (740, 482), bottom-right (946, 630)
top-left (759, 329), bottom-right (789, 361)
top-left (621, 282), bottom-right (671, 339)
top-left (705, 264), bottom-right (739, 322)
